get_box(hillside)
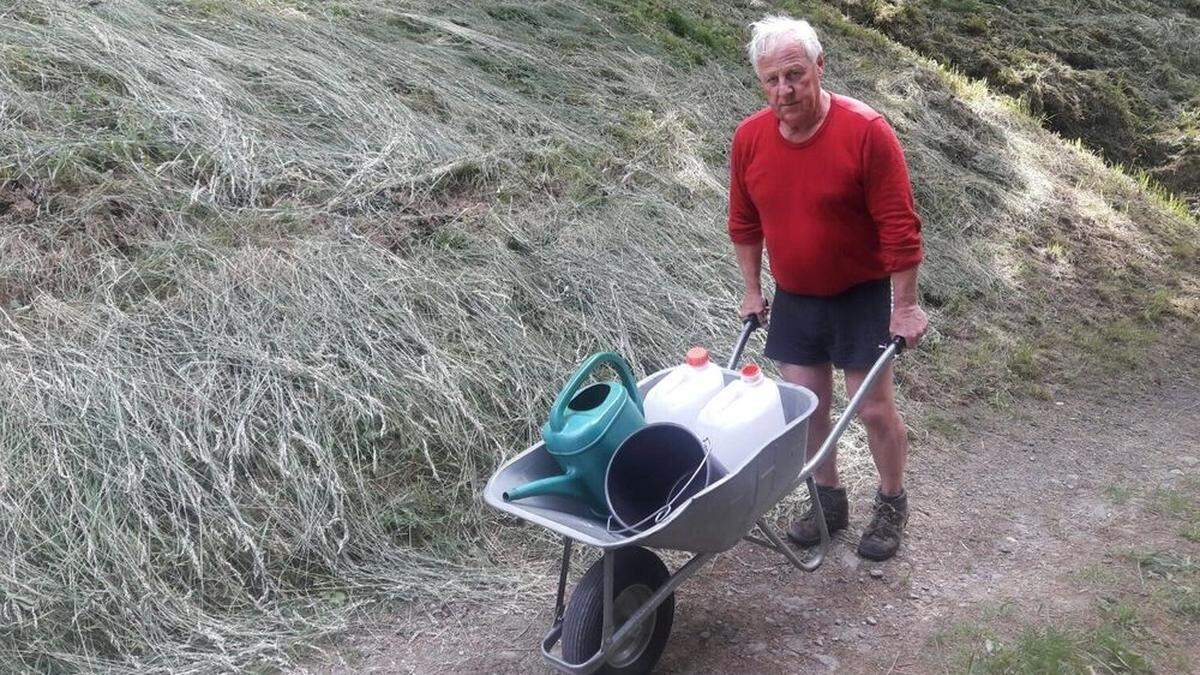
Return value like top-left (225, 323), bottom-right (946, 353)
top-left (0, 0), bottom-right (1196, 671)
top-left (829, 0), bottom-right (1200, 214)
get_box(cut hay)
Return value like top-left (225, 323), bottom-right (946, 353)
top-left (0, 0), bottom-right (1195, 671)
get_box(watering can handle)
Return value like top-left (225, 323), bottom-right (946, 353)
top-left (548, 352), bottom-right (643, 432)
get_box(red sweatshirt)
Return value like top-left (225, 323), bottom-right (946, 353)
top-left (728, 93), bottom-right (923, 297)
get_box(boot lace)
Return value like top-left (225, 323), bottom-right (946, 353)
top-left (864, 501), bottom-right (903, 539)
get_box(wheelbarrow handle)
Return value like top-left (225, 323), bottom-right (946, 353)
top-left (727, 315), bottom-right (760, 370)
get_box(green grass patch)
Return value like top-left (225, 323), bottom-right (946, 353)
top-left (1096, 598), bottom-right (1143, 631)
top-left (921, 409), bottom-right (964, 440)
top-left (1006, 340), bottom-right (1040, 382)
top-left (1102, 484), bottom-right (1134, 505)
top-left (602, 1), bottom-right (742, 65)
top-left (933, 623), bottom-right (1154, 674)
top-left (1141, 288), bottom-right (1176, 323)
top-left (1124, 550), bottom-right (1198, 578)
top-left (1074, 319), bottom-right (1158, 373)
top-left (984, 626), bottom-right (1089, 673)
top-left (1074, 563), bottom-right (1122, 587)
top-left (1173, 591), bottom-right (1200, 622)
top-left (484, 4), bottom-right (543, 26)
top-left (1150, 487), bottom-right (1197, 519)
top-left (925, 572), bottom-right (1184, 673)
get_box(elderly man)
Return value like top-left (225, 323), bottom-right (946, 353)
top-left (728, 16), bottom-right (929, 561)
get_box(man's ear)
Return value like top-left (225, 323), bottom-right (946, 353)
top-left (815, 53), bottom-right (825, 77)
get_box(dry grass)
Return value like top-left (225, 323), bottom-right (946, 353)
top-left (0, 0), bottom-right (1196, 670)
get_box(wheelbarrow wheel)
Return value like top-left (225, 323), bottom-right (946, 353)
top-left (562, 547), bottom-right (674, 674)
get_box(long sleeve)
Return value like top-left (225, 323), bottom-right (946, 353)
top-left (862, 117), bottom-right (923, 272)
top-left (727, 130), bottom-right (763, 245)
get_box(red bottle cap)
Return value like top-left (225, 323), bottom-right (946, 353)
top-left (685, 347), bottom-right (709, 367)
top-left (741, 363), bottom-right (762, 382)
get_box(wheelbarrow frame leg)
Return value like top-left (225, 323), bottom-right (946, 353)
top-left (554, 536), bottom-right (572, 622)
top-left (741, 476), bottom-right (833, 571)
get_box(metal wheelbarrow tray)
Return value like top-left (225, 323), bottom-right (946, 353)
top-left (483, 320), bottom-right (904, 674)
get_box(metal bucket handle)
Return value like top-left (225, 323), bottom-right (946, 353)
top-left (605, 441), bottom-right (717, 536)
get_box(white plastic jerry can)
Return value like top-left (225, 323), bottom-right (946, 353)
top-left (693, 362), bottom-right (787, 471)
top-left (643, 347), bottom-right (726, 431)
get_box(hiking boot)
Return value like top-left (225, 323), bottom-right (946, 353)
top-left (857, 489), bottom-right (909, 561)
top-left (787, 484), bottom-right (849, 546)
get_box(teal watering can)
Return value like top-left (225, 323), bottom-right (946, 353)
top-left (502, 352), bottom-right (645, 514)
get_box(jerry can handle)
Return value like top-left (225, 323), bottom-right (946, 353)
top-left (548, 352), bottom-right (643, 432)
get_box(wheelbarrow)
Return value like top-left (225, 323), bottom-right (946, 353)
top-left (483, 318), bottom-right (906, 674)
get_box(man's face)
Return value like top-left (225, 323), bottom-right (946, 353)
top-left (755, 43), bottom-right (824, 130)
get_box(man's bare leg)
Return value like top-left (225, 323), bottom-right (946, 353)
top-left (844, 362), bottom-right (906, 495)
top-left (780, 360), bottom-right (851, 546)
top-left (778, 362), bottom-right (836, 486)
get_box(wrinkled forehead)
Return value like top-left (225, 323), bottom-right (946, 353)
top-left (754, 42), bottom-right (816, 76)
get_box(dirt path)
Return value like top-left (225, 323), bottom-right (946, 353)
top-left (301, 375), bottom-right (1200, 673)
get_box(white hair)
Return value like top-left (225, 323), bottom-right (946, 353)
top-left (746, 15), bottom-right (823, 70)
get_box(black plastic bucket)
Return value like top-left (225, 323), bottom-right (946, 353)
top-left (604, 423), bottom-right (725, 534)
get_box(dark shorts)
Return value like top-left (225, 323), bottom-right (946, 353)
top-left (765, 278), bottom-right (891, 370)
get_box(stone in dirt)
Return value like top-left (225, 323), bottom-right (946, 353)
top-left (780, 596), bottom-right (809, 613)
top-left (869, 568), bottom-right (884, 578)
top-left (813, 653), bottom-right (840, 670)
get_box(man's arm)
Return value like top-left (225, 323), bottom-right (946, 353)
top-left (728, 127), bottom-right (768, 323)
top-left (890, 264), bottom-right (928, 347)
top-left (862, 118), bottom-right (928, 347)
top-left (735, 241), bottom-right (768, 324)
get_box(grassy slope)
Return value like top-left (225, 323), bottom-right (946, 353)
top-left (0, 0), bottom-right (1196, 670)
top-left (828, 0), bottom-right (1200, 214)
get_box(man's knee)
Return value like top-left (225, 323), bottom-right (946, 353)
top-left (810, 389), bottom-right (832, 416)
top-left (857, 398), bottom-right (900, 430)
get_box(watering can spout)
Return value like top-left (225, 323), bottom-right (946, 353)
top-left (503, 470), bottom-right (587, 503)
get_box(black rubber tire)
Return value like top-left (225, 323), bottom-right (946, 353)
top-left (561, 547), bottom-right (674, 674)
